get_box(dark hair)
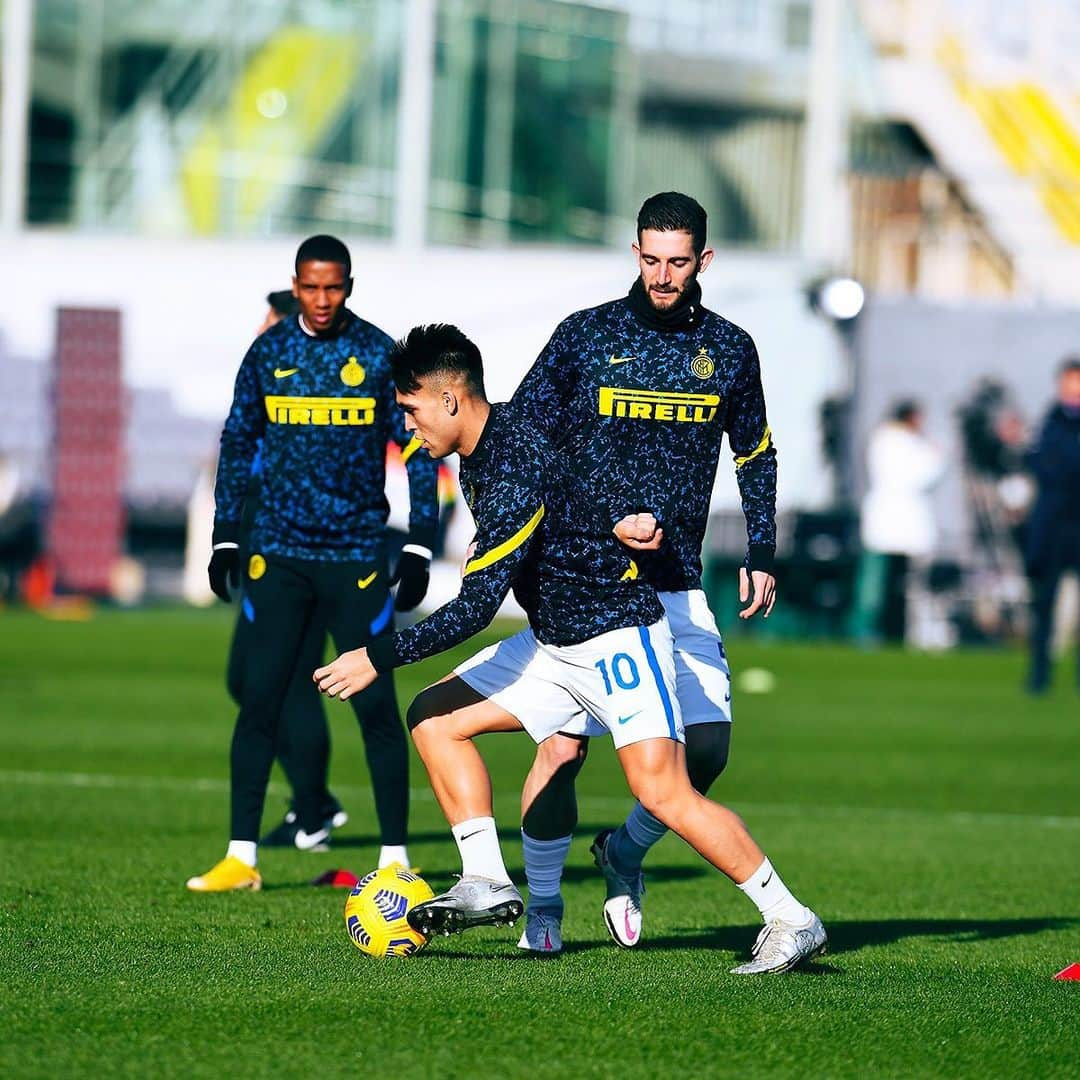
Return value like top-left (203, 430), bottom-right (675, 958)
top-left (1060, 355), bottom-right (1080, 376)
top-left (390, 324), bottom-right (486, 398)
top-left (892, 398), bottom-right (921, 424)
top-left (266, 289), bottom-right (300, 316)
top-left (295, 234), bottom-right (351, 275)
top-left (637, 192), bottom-right (708, 255)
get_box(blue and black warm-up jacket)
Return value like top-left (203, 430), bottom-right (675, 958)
top-left (510, 292), bottom-right (777, 591)
top-left (214, 310), bottom-right (439, 562)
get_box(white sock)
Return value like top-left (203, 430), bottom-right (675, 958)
top-left (452, 816), bottom-right (511, 883)
top-left (737, 857), bottom-right (809, 925)
top-left (522, 831), bottom-right (571, 913)
top-left (378, 844), bottom-right (410, 869)
top-left (227, 840), bottom-right (257, 868)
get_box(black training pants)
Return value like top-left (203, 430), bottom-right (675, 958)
top-left (229, 552), bottom-right (407, 843)
top-left (228, 598), bottom-right (335, 826)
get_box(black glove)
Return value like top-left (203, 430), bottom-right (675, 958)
top-left (389, 548), bottom-right (431, 612)
top-left (208, 546), bottom-right (240, 602)
top-left (208, 520), bottom-right (242, 602)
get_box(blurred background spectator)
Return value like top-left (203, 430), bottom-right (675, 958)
top-left (1024, 357), bottom-right (1080, 693)
top-left (851, 399), bottom-right (946, 644)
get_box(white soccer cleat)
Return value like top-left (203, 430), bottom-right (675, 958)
top-left (406, 876), bottom-right (524, 938)
top-left (294, 826), bottom-right (330, 852)
top-left (591, 829), bottom-right (645, 948)
top-left (730, 911), bottom-right (827, 974)
top-left (517, 912), bottom-right (563, 955)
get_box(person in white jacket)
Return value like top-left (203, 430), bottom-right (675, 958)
top-left (853, 400), bottom-right (946, 643)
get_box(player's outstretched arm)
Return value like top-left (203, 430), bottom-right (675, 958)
top-left (317, 481), bottom-right (544, 693)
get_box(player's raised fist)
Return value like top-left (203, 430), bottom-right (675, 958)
top-left (614, 513), bottom-right (664, 550)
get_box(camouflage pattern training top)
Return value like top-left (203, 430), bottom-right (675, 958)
top-left (214, 310), bottom-right (439, 562)
top-left (511, 282), bottom-right (777, 592)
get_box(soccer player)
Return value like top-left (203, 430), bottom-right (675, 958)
top-left (225, 287), bottom-right (346, 849)
top-left (314, 324), bottom-right (826, 974)
top-left (187, 235), bottom-right (439, 892)
top-left (509, 191), bottom-right (780, 953)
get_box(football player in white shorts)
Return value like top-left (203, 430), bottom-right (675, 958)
top-left (510, 192), bottom-right (783, 954)
top-left (315, 324), bottom-right (826, 974)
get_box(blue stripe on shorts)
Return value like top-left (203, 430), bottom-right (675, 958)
top-left (638, 624), bottom-right (676, 739)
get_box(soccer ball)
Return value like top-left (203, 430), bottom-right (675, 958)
top-left (343, 865), bottom-right (434, 958)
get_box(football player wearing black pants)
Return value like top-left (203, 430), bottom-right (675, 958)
top-left (187, 236), bottom-right (438, 892)
top-left (224, 290), bottom-right (347, 848)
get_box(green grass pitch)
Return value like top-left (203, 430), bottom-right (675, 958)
top-left (1, 607), bottom-right (1078, 1078)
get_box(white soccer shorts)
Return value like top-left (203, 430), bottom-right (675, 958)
top-left (559, 589), bottom-right (731, 739)
top-left (454, 618), bottom-right (684, 749)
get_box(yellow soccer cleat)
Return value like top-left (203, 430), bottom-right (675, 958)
top-left (186, 856), bottom-right (262, 892)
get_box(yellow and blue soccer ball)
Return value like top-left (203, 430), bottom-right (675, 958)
top-left (343, 865), bottom-right (434, 958)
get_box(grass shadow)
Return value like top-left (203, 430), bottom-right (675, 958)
top-left (645, 916), bottom-right (1080, 955)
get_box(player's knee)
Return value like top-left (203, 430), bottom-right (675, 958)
top-left (685, 722), bottom-right (731, 794)
top-left (536, 733), bottom-right (589, 774)
top-left (635, 782), bottom-right (684, 830)
top-left (405, 687), bottom-right (442, 733)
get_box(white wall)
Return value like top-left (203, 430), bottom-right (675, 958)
top-left (0, 232), bottom-right (845, 512)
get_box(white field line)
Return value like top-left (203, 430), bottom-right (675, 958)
top-left (3, 768), bottom-right (1079, 830)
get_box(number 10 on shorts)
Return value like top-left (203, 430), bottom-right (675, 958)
top-left (594, 653), bottom-right (641, 695)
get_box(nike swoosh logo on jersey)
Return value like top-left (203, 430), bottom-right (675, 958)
top-left (609, 354), bottom-right (637, 364)
top-left (356, 572), bottom-right (378, 589)
top-left (274, 367), bottom-right (299, 379)
top-left (618, 710), bottom-right (642, 725)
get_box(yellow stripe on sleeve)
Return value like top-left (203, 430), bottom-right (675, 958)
top-left (400, 436), bottom-right (423, 464)
top-left (734, 426), bottom-right (772, 470)
top-left (463, 505), bottom-right (545, 576)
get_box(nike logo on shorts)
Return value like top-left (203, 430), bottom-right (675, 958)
top-left (618, 710), bottom-right (642, 725)
top-left (608, 354), bottom-right (636, 365)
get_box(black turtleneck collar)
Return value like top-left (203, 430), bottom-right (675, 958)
top-left (627, 277), bottom-right (703, 332)
top-left (461, 402), bottom-right (500, 467)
